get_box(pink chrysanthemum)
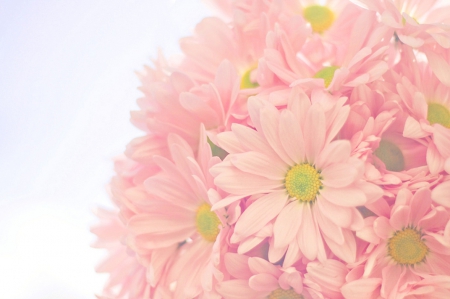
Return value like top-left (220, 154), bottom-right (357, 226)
top-left (127, 129), bottom-right (235, 298)
top-left (92, 208), bottom-right (177, 299)
top-left (217, 252), bottom-right (348, 299)
top-left (391, 49), bottom-right (450, 174)
top-left (212, 89), bottom-right (382, 264)
top-left (351, 187), bottom-right (450, 298)
top-left (261, 5), bottom-right (392, 94)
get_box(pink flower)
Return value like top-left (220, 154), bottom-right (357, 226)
top-left (127, 129), bottom-right (235, 298)
top-left (131, 59), bottom-right (243, 158)
top-left (352, 0), bottom-right (450, 47)
top-left (262, 5), bottom-right (392, 94)
top-left (212, 89), bottom-right (382, 263)
top-left (352, 187), bottom-right (450, 298)
top-left (179, 2), bottom-right (282, 88)
top-left (91, 208), bottom-right (176, 299)
top-left (392, 48), bottom-right (450, 174)
top-left (217, 252), bottom-right (348, 299)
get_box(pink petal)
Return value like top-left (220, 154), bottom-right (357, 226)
top-left (356, 217), bottom-right (380, 244)
top-left (214, 167), bottom-right (283, 196)
top-left (403, 116), bottom-right (429, 138)
top-left (433, 125), bottom-right (450, 158)
top-left (418, 206), bottom-right (449, 230)
top-left (249, 274), bottom-right (279, 292)
top-left (273, 201), bottom-right (303, 249)
top-left (426, 50), bottom-right (450, 87)
top-left (320, 186), bottom-right (367, 207)
top-left (231, 151), bottom-right (286, 180)
top-left (279, 109), bottom-right (305, 164)
top-left (317, 196), bottom-right (353, 228)
top-left (260, 105), bottom-right (292, 165)
top-left (341, 278), bottom-right (381, 299)
top-left (381, 265), bottom-right (404, 299)
top-left (321, 163), bottom-right (358, 188)
top-left (324, 228), bottom-right (356, 263)
top-left (432, 181), bottom-right (450, 208)
top-left (304, 104), bottom-right (326, 163)
top-left (373, 216), bottom-right (394, 240)
top-left (217, 131), bottom-right (244, 154)
top-left (410, 188), bottom-right (432, 225)
top-left (233, 191), bottom-right (288, 241)
top-left (283, 240), bottom-right (301, 268)
top-left (232, 123), bottom-right (274, 155)
top-left (297, 204), bottom-right (318, 261)
top-left (389, 206), bottom-right (411, 231)
top-left (248, 257), bottom-right (281, 277)
top-left (216, 280), bottom-right (262, 299)
top-left (315, 140), bottom-right (351, 170)
top-left (224, 253), bottom-right (251, 280)
top-left (316, 209), bottom-right (345, 245)
top-left (279, 271), bottom-right (303, 294)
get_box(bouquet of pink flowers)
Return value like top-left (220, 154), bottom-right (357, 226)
top-left (92, 0), bottom-right (450, 298)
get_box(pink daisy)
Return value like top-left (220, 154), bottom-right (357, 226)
top-left (261, 4), bottom-right (392, 94)
top-left (351, 187), bottom-right (450, 298)
top-left (92, 208), bottom-right (176, 299)
top-left (178, 1), bottom-right (283, 89)
top-left (131, 59), bottom-right (242, 158)
top-left (392, 48), bottom-right (450, 174)
top-left (127, 129), bottom-right (235, 298)
top-left (352, 0), bottom-right (450, 87)
top-left (217, 252), bottom-right (348, 299)
top-left (351, 0), bottom-right (450, 48)
top-left (212, 89), bottom-right (382, 263)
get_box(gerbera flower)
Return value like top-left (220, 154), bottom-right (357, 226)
top-left (127, 128), bottom-right (235, 298)
top-left (351, 187), bottom-right (450, 298)
top-left (212, 89), bottom-right (382, 263)
top-left (217, 253), bottom-right (348, 299)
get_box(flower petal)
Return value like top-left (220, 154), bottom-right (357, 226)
top-left (233, 191), bottom-right (288, 241)
top-left (273, 201), bottom-right (303, 249)
top-left (321, 163), bottom-right (358, 188)
top-left (320, 186), bottom-right (367, 207)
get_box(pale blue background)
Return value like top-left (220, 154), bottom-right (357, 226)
top-left (0, 1), bottom-right (210, 297)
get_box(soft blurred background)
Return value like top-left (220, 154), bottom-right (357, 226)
top-left (0, 1), bottom-right (210, 298)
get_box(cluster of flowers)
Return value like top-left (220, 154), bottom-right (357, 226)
top-left (92, 0), bottom-right (450, 298)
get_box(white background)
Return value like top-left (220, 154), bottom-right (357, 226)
top-left (0, 1), bottom-right (210, 298)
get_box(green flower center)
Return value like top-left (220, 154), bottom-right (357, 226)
top-left (314, 66), bottom-right (339, 88)
top-left (195, 203), bottom-right (221, 242)
top-left (388, 228), bottom-right (428, 265)
top-left (240, 67), bottom-right (259, 89)
top-left (374, 139), bottom-right (405, 172)
top-left (303, 5), bottom-right (335, 33)
top-left (285, 164), bottom-right (322, 203)
top-left (427, 103), bottom-right (450, 128)
top-left (268, 288), bottom-right (304, 299)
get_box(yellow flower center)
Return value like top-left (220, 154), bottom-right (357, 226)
top-left (240, 67), bottom-right (259, 89)
top-left (314, 66), bottom-right (339, 88)
top-left (388, 228), bottom-right (428, 265)
top-left (285, 164), bottom-right (322, 203)
top-left (303, 5), bottom-right (335, 33)
top-left (374, 139), bottom-right (405, 172)
top-left (427, 103), bottom-right (450, 128)
top-left (268, 288), bottom-right (304, 299)
top-left (195, 203), bottom-right (221, 242)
